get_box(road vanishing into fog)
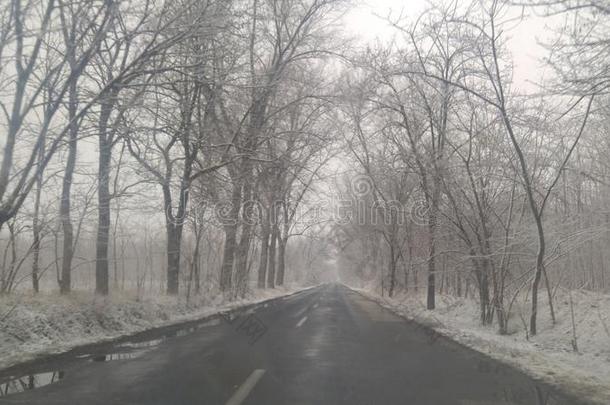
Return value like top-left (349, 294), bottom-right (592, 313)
top-left (0, 284), bottom-right (588, 405)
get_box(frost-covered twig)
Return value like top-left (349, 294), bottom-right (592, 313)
top-left (0, 302), bottom-right (19, 324)
top-left (598, 309), bottom-right (610, 342)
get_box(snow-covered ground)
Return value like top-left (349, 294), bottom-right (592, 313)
top-left (0, 285), bottom-right (310, 371)
top-left (354, 286), bottom-right (610, 405)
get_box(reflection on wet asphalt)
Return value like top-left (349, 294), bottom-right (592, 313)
top-left (90, 350), bottom-right (149, 362)
top-left (1, 371), bottom-right (64, 396)
top-left (0, 315), bottom-right (225, 398)
top-left (0, 285), bottom-right (595, 404)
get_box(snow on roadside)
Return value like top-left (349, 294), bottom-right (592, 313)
top-left (0, 285), bottom-right (311, 371)
top-left (353, 286), bottom-right (610, 405)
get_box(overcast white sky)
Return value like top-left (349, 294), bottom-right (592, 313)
top-left (341, 0), bottom-right (555, 92)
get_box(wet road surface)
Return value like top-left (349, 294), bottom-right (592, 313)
top-left (0, 284), bottom-right (590, 404)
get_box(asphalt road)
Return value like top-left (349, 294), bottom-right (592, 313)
top-left (0, 284), bottom-right (586, 404)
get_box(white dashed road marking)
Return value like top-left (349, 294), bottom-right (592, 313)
top-left (225, 369), bottom-right (266, 405)
top-left (296, 316), bottom-right (308, 328)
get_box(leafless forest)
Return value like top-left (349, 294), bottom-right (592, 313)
top-left (0, 0), bottom-right (609, 341)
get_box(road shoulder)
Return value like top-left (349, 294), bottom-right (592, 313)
top-left (0, 285), bottom-right (317, 373)
top-left (348, 286), bottom-right (610, 405)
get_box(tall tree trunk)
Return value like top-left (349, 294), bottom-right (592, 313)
top-left (479, 263), bottom-right (491, 324)
top-left (31, 221), bottom-right (41, 293)
top-left (112, 201), bottom-right (121, 289)
top-left (193, 227), bottom-right (202, 295)
top-left (235, 180), bottom-right (255, 297)
top-left (276, 236), bottom-right (287, 286)
top-left (31, 141), bottom-right (44, 293)
top-left (267, 225), bottom-right (278, 288)
top-left (235, 223), bottom-right (253, 296)
top-left (388, 242), bottom-right (397, 298)
top-left (166, 223), bottom-right (182, 295)
top-left (530, 220), bottom-right (546, 335)
top-left (276, 204), bottom-right (290, 287)
top-left (59, 79), bottom-right (78, 295)
top-left (164, 175), bottom-right (190, 296)
top-left (219, 182), bottom-right (241, 292)
top-left (95, 101), bottom-right (113, 296)
top-left (257, 214), bottom-right (270, 289)
top-left (426, 195), bottom-right (439, 309)
top-left (406, 235), bottom-right (413, 292)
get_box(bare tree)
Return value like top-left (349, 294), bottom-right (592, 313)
top-left (0, 0), bottom-right (115, 230)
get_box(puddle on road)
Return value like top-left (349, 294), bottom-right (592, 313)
top-left (118, 338), bottom-right (164, 350)
top-left (0, 317), bottom-right (225, 398)
top-left (166, 326), bottom-right (198, 338)
top-left (89, 321), bottom-right (220, 362)
top-left (162, 318), bottom-right (220, 338)
top-left (90, 349), bottom-right (150, 362)
top-left (0, 371), bottom-right (64, 396)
